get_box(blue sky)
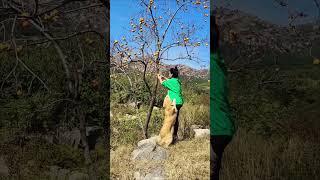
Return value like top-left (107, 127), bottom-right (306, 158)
top-left (111, 0), bottom-right (210, 70)
top-left (111, 1), bottom-right (319, 69)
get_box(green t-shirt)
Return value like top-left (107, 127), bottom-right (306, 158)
top-left (161, 78), bottom-right (184, 105)
top-left (210, 52), bottom-right (235, 136)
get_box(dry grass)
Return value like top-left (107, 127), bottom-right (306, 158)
top-left (164, 138), bottom-right (210, 180)
top-left (110, 138), bottom-right (210, 180)
top-left (220, 128), bottom-right (320, 180)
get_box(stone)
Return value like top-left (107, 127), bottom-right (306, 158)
top-left (153, 106), bottom-right (160, 111)
top-left (131, 136), bottom-right (168, 160)
top-left (57, 126), bottom-right (102, 150)
top-left (128, 101), bottom-right (142, 109)
top-left (131, 141), bottom-right (156, 160)
top-left (0, 156), bottom-right (9, 177)
top-left (137, 136), bottom-right (157, 147)
top-left (150, 146), bottom-right (168, 160)
top-left (193, 129), bottom-right (210, 138)
top-left (190, 124), bottom-right (202, 129)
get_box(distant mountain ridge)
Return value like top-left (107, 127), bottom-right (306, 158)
top-left (214, 7), bottom-right (320, 54)
top-left (160, 64), bottom-right (209, 80)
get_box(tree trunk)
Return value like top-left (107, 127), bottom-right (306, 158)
top-left (144, 77), bottom-right (159, 138)
top-left (79, 109), bottom-right (96, 180)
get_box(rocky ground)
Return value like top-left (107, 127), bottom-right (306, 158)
top-left (111, 127), bottom-right (210, 180)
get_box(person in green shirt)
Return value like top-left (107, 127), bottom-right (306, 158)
top-left (157, 66), bottom-right (184, 144)
top-left (210, 14), bottom-right (235, 180)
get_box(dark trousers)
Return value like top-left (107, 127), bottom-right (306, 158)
top-left (173, 105), bottom-right (182, 138)
top-left (210, 135), bottom-right (232, 180)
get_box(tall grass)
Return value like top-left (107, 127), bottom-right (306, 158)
top-left (221, 128), bottom-right (320, 180)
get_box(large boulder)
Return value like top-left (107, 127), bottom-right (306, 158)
top-left (131, 136), bottom-right (168, 161)
top-left (193, 129), bottom-right (210, 138)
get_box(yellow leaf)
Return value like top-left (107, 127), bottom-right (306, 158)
top-left (16, 89), bottom-right (23, 96)
top-left (139, 17), bottom-right (145, 24)
top-left (313, 58), bottom-right (320, 65)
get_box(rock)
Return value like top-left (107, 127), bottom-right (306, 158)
top-left (57, 126), bottom-right (102, 150)
top-left (153, 106), bottom-right (160, 111)
top-left (193, 129), bottom-right (210, 138)
top-left (190, 124), bottom-right (202, 129)
top-left (128, 101), bottom-right (142, 109)
top-left (151, 146), bottom-right (168, 160)
top-left (131, 136), bottom-right (168, 160)
top-left (57, 129), bottom-right (81, 149)
top-left (68, 172), bottom-right (89, 180)
top-left (137, 136), bottom-right (157, 147)
top-left (0, 156), bottom-right (9, 177)
top-left (131, 141), bottom-right (156, 160)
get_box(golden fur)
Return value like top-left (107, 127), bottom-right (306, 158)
top-left (156, 95), bottom-right (178, 148)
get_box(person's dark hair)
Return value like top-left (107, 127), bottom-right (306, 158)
top-left (170, 66), bottom-right (179, 78)
top-left (211, 14), bottom-right (220, 53)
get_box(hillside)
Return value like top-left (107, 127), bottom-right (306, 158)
top-left (214, 7), bottom-right (320, 57)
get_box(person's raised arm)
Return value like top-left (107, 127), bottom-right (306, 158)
top-left (157, 74), bottom-right (169, 84)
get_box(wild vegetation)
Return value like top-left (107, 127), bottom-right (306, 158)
top-left (0, 0), bottom-right (109, 179)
